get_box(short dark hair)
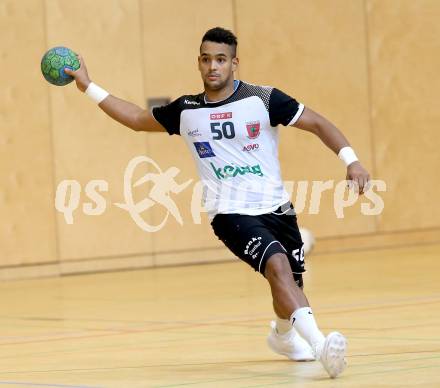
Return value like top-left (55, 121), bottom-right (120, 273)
top-left (201, 27), bottom-right (237, 57)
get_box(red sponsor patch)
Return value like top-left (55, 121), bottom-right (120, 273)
top-left (246, 121), bottom-right (260, 139)
top-left (210, 112), bottom-right (233, 120)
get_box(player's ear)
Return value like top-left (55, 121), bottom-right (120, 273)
top-left (232, 57), bottom-right (239, 72)
top-left (197, 55), bottom-right (202, 71)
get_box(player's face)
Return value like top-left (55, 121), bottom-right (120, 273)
top-left (198, 41), bottom-right (238, 92)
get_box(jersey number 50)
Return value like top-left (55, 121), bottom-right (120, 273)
top-left (210, 121), bottom-right (235, 140)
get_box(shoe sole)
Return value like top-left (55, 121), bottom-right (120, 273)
top-left (320, 332), bottom-right (347, 378)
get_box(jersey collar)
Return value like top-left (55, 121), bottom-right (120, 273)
top-left (203, 80), bottom-right (241, 105)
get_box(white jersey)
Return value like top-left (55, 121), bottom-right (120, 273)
top-left (152, 80), bottom-right (304, 218)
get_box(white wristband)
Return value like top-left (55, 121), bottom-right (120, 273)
top-left (338, 146), bottom-right (358, 166)
top-left (85, 82), bottom-right (109, 104)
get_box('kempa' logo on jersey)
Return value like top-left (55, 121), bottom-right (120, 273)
top-left (184, 99), bottom-right (200, 105)
top-left (210, 112), bottom-right (232, 120)
top-left (210, 162), bottom-right (263, 179)
top-left (246, 121), bottom-right (261, 139)
top-left (194, 142), bottom-right (216, 158)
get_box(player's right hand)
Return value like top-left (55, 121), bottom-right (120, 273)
top-left (64, 54), bottom-right (91, 93)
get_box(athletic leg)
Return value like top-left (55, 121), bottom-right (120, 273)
top-left (264, 253), bottom-right (317, 361)
top-left (264, 253), bottom-right (324, 348)
top-left (264, 252), bottom-right (347, 378)
top-left (211, 212), bottom-right (346, 377)
top-left (265, 253), bottom-right (309, 317)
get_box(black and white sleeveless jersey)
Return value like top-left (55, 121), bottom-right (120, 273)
top-left (152, 80), bottom-right (304, 218)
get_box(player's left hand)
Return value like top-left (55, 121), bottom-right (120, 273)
top-left (64, 54), bottom-right (91, 93)
top-left (346, 161), bottom-right (370, 195)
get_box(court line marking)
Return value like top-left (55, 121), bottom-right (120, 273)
top-left (8, 293), bottom-right (425, 320)
top-left (0, 354), bottom-right (438, 377)
top-left (0, 292), bottom-right (438, 326)
top-left (150, 371), bottom-right (311, 388)
top-left (0, 382), bottom-right (102, 388)
top-left (237, 364), bottom-right (440, 387)
top-left (238, 382), bottom-right (297, 388)
top-left (0, 298), bottom-right (438, 347)
top-left (152, 355), bottom-right (440, 387)
top-left (0, 318), bottom-right (438, 343)
top-left (0, 326), bottom-right (438, 359)
top-left (347, 363), bottom-right (440, 378)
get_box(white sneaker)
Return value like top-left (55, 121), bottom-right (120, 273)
top-left (316, 332), bottom-right (347, 378)
top-left (267, 321), bottom-right (315, 361)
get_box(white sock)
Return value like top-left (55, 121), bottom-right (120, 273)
top-left (290, 307), bottom-right (325, 351)
top-left (275, 317), bottom-right (294, 335)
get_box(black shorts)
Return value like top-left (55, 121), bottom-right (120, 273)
top-left (211, 202), bottom-right (305, 285)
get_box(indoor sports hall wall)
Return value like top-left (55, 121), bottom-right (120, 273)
top-left (0, 0), bottom-right (439, 279)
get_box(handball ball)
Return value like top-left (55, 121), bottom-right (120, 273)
top-left (41, 46), bottom-right (79, 86)
top-left (299, 227), bottom-right (315, 255)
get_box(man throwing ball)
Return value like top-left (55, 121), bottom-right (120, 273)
top-left (66, 27), bottom-right (370, 378)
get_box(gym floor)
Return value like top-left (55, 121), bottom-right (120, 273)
top-left (0, 243), bottom-right (439, 387)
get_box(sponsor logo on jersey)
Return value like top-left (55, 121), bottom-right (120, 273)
top-left (210, 112), bottom-right (232, 120)
top-left (210, 162), bottom-right (263, 179)
top-left (242, 143), bottom-right (259, 152)
top-left (193, 142), bottom-right (216, 158)
top-left (184, 99), bottom-right (200, 105)
top-left (246, 121), bottom-right (261, 139)
top-left (244, 236), bottom-right (263, 259)
top-left (187, 129), bottom-right (201, 137)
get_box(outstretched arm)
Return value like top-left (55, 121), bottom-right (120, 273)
top-left (294, 107), bottom-right (370, 194)
top-left (65, 55), bottom-right (166, 133)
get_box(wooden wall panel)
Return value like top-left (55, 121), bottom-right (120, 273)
top-left (0, 0), bottom-right (57, 265)
top-left (1, 0), bottom-right (439, 279)
top-left (367, 0), bottom-right (440, 231)
top-left (45, 0), bottom-right (153, 262)
top-left (141, 0), bottom-right (235, 263)
top-left (235, 0), bottom-right (375, 238)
